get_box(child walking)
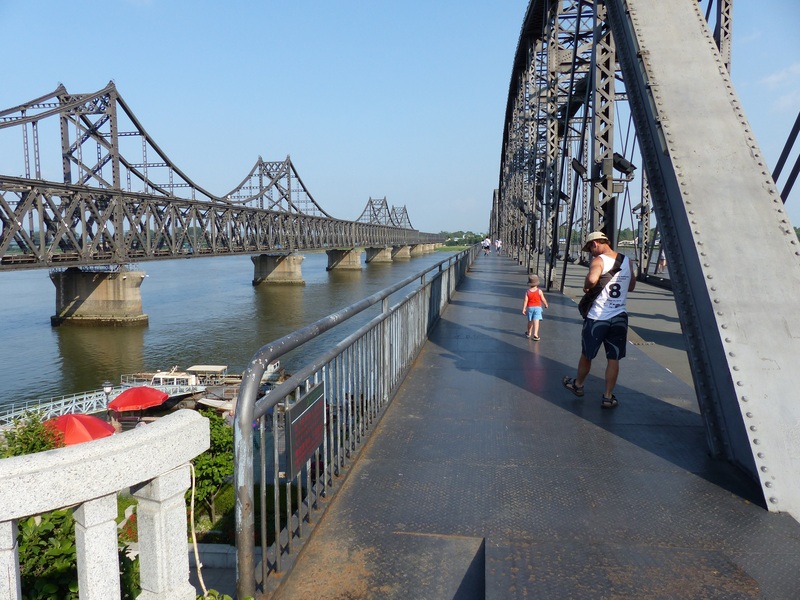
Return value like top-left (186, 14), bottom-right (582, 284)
top-left (522, 275), bottom-right (549, 340)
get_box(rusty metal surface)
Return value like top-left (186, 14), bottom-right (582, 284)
top-left (272, 255), bottom-right (800, 599)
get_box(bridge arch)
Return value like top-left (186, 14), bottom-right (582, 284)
top-left (496, 0), bottom-right (800, 519)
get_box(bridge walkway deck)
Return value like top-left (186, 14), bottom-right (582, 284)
top-left (216, 251), bottom-right (800, 598)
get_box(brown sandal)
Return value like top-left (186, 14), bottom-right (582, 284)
top-left (601, 394), bottom-right (619, 409)
top-left (562, 376), bottom-right (584, 397)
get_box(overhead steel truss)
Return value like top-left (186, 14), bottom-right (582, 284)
top-left (0, 177), bottom-right (437, 270)
top-left (497, 0), bottom-right (734, 283)
top-left (0, 83), bottom-right (439, 270)
top-left (496, 0), bottom-right (800, 522)
top-left (356, 196), bottom-right (414, 229)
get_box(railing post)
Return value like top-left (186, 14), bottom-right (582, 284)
top-left (0, 520), bottom-right (21, 600)
top-left (133, 465), bottom-right (196, 600)
top-left (74, 494), bottom-right (121, 600)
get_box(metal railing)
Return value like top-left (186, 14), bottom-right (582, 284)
top-left (0, 385), bottom-right (206, 427)
top-left (233, 245), bottom-right (478, 598)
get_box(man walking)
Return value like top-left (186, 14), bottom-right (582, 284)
top-left (562, 231), bottom-right (636, 408)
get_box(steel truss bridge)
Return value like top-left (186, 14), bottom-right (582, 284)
top-left (0, 82), bottom-right (440, 271)
top-left (494, 0), bottom-right (800, 520)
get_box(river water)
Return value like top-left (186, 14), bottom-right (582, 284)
top-left (0, 251), bottom-right (458, 407)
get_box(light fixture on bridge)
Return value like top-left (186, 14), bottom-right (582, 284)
top-left (571, 158), bottom-right (587, 178)
top-left (612, 152), bottom-right (636, 177)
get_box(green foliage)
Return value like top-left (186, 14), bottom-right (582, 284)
top-left (618, 228), bottom-right (635, 241)
top-left (191, 410), bottom-right (234, 521)
top-left (197, 590), bottom-right (242, 600)
top-left (214, 482), bottom-right (236, 516)
top-left (118, 546), bottom-right (141, 599)
top-left (18, 510), bottom-right (78, 599)
top-left (1, 410), bottom-right (62, 457)
top-left (440, 230), bottom-right (485, 246)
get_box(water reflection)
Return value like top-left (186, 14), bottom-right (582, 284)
top-left (0, 251), bottom-right (456, 405)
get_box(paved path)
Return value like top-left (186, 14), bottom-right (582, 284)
top-left (265, 251), bottom-right (800, 599)
top-left (192, 251), bottom-right (800, 598)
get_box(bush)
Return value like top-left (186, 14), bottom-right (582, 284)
top-left (1, 410), bottom-right (62, 456)
top-left (191, 410), bottom-right (234, 522)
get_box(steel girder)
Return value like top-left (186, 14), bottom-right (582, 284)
top-left (0, 84), bottom-right (440, 269)
top-left (605, 0), bottom-right (800, 518)
top-left (0, 177), bottom-right (438, 271)
top-left (222, 156), bottom-right (333, 217)
top-left (590, 1), bottom-right (617, 240)
top-left (497, 0), bottom-right (596, 278)
top-left (355, 197), bottom-right (413, 230)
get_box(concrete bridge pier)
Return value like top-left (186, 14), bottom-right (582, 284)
top-left (50, 267), bottom-right (149, 326)
top-left (409, 244), bottom-right (425, 257)
top-left (252, 253), bottom-right (305, 285)
top-left (392, 245), bottom-right (411, 259)
top-left (325, 248), bottom-right (363, 271)
top-left (365, 247), bottom-right (393, 263)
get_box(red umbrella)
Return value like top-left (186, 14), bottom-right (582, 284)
top-left (46, 413), bottom-right (116, 446)
top-left (108, 386), bottom-right (169, 412)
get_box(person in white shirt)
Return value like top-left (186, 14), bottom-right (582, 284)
top-left (562, 231), bottom-right (636, 409)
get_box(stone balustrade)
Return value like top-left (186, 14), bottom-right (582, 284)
top-left (0, 410), bottom-right (210, 600)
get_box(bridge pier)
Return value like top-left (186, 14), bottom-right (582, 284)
top-left (409, 244), bottom-right (425, 257)
top-left (325, 248), bottom-right (363, 271)
top-left (251, 253), bottom-right (305, 285)
top-left (49, 267), bottom-right (148, 326)
top-left (392, 245), bottom-right (411, 259)
top-left (365, 247), bottom-right (393, 263)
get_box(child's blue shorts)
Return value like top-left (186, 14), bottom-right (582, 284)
top-left (526, 307), bottom-right (543, 321)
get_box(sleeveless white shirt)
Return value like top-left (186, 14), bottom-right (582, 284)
top-left (586, 254), bottom-right (632, 320)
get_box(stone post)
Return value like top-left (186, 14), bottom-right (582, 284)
top-left (49, 267), bottom-right (148, 326)
top-left (251, 253), bottom-right (305, 285)
top-left (133, 465), bottom-right (196, 600)
top-left (0, 521), bottom-right (21, 600)
top-left (74, 494), bottom-right (121, 600)
top-left (365, 247), bottom-right (393, 263)
top-left (326, 248), bottom-right (363, 271)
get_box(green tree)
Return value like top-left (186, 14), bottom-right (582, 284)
top-left (1, 410), bottom-right (63, 457)
top-left (191, 409), bottom-right (234, 522)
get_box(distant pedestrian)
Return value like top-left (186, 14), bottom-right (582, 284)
top-left (482, 237), bottom-right (491, 255)
top-left (563, 231), bottom-right (636, 408)
top-left (494, 239), bottom-right (502, 254)
top-left (656, 247), bottom-right (667, 274)
top-left (522, 275), bottom-right (548, 340)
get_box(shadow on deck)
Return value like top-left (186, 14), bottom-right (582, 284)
top-left (206, 252), bottom-right (800, 599)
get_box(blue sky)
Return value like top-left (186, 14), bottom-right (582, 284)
top-left (1, 0), bottom-right (798, 233)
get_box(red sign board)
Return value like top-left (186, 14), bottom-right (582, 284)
top-left (285, 382), bottom-right (325, 480)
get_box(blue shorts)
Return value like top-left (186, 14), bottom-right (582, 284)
top-left (526, 307), bottom-right (543, 321)
top-left (581, 312), bottom-right (628, 360)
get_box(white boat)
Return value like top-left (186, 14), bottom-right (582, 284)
top-left (121, 361), bottom-right (281, 388)
top-left (121, 362), bottom-right (284, 412)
